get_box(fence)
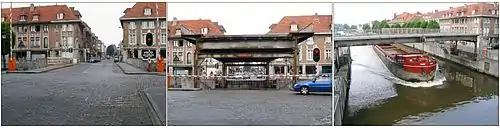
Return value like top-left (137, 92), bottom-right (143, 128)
top-left (168, 74), bottom-right (321, 89)
top-left (16, 59), bottom-right (48, 71)
top-left (337, 28), bottom-right (475, 37)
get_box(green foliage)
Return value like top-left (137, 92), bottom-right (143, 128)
top-left (362, 23), bottom-right (371, 30)
top-left (393, 23), bottom-right (402, 28)
top-left (1, 22), bottom-right (16, 56)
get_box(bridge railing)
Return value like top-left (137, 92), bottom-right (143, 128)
top-left (336, 28), bottom-right (476, 37)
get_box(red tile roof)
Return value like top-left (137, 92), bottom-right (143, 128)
top-left (168, 19), bottom-right (225, 36)
top-left (1, 4), bottom-right (79, 23)
top-left (391, 2), bottom-right (498, 22)
top-left (121, 2), bottom-right (166, 19)
top-left (268, 14), bottom-right (332, 34)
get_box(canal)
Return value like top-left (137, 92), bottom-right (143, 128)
top-left (343, 45), bottom-right (499, 125)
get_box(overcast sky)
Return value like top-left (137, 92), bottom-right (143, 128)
top-left (1, 2), bottom-right (135, 47)
top-left (334, 3), bottom-right (472, 25)
top-left (168, 3), bottom-right (332, 35)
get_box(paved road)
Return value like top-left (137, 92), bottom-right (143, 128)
top-left (1, 60), bottom-right (165, 126)
top-left (167, 90), bottom-right (332, 126)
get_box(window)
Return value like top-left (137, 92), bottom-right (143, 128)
top-left (149, 21), bottom-right (154, 29)
top-left (161, 21), bottom-right (166, 28)
top-left (43, 25), bottom-right (49, 32)
top-left (43, 37), bottom-right (48, 48)
top-left (298, 48), bottom-right (302, 60)
top-left (55, 41), bottom-right (59, 48)
top-left (142, 21), bottom-right (147, 29)
top-left (57, 13), bottom-right (64, 20)
top-left (30, 37), bottom-right (35, 46)
top-left (186, 52), bottom-right (191, 64)
top-left (20, 15), bottom-right (26, 21)
top-left (144, 8), bottom-right (152, 15)
top-left (291, 23), bottom-right (298, 31)
top-left (178, 52), bottom-right (183, 62)
top-left (325, 36), bottom-right (331, 44)
top-left (35, 37), bottom-right (40, 46)
top-left (201, 28), bottom-right (208, 34)
top-left (141, 33), bottom-right (146, 44)
top-left (129, 33), bottom-right (136, 45)
top-left (67, 24), bottom-right (73, 31)
top-left (306, 37), bottom-right (314, 44)
top-left (18, 26), bottom-right (22, 33)
top-left (30, 26), bottom-right (36, 32)
top-left (472, 10), bottom-right (476, 15)
top-left (307, 49), bottom-right (313, 60)
top-left (62, 36), bottom-right (67, 46)
top-left (62, 24), bottom-right (67, 31)
top-left (326, 49), bottom-right (332, 60)
top-left (161, 33), bottom-right (167, 44)
top-left (68, 37), bottom-right (73, 47)
top-left (33, 15), bottom-right (39, 21)
top-left (129, 22), bottom-right (135, 29)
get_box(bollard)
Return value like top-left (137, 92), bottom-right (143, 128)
top-left (7, 56), bottom-right (16, 71)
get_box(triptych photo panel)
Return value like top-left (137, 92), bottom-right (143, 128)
top-left (0, 1), bottom-right (498, 127)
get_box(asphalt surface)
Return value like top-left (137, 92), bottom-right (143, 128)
top-left (167, 90), bottom-right (332, 126)
top-left (1, 60), bottom-right (166, 126)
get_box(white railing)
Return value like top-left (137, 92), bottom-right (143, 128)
top-left (16, 59), bottom-right (48, 71)
top-left (336, 28), bottom-right (477, 37)
top-left (126, 58), bottom-right (158, 71)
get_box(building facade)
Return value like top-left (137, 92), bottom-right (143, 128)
top-left (120, 2), bottom-right (167, 61)
top-left (1, 4), bottom-right (97, 62)
top-left (167, 17), bottom-right (226, 75)
top-left (268, 13), bottom-right (333, 75)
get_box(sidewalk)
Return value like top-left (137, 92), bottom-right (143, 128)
top-left (142, 86), bottom-right (166, 126)
top-left (6, 64), bottom-right (75, 74)
top-left (116, 62), bottom-right (165, 76)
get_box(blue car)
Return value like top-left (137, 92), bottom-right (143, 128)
top-left (292, 74), bottom-right (332, 95)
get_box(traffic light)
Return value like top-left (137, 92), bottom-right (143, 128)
top-left (313, 48), bottom-right (320, 62)
top-left (146, 33), bottom-right (153, 46)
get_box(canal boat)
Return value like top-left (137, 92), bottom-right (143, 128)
top-left (373, 44), bottom-right (437, 82)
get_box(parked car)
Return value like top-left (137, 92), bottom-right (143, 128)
top-left (114, 56), bottom-right (119, 62)
top-left (88, 58), bottom-right (97, 63)
top-left (291, 74), bottom-right (332, 95)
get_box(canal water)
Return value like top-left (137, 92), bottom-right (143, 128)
top-left (343, 45), bottom-right (499, 125)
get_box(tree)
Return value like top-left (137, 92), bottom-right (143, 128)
top-left (362, 23), bottom-right (371, 30)
top-left (106, 44), bottom-right (116, 57)
top-left (378, 20), bottom-right (390, 28)
top-left (1, 22), bottom-right (16, 70)
top-left (371, 20), bottom-right (380, 29)
top-left (342, 24), bottom-right (350, 30)
top-left (413, 20), bottom-right (422, 28)
top-left (420, 21), bottom-right (429, 28)
top-left (429, 20), bottom-right (440, 29)
top-left (393, 23), bottom-right (402, 28)
top-left (350, 25), bottom-right (358, 29)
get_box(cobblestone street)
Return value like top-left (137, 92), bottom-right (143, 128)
top-left (167, 90), bottom-right (332, 126)
top-left (1, 60), bottom-right (166, 125)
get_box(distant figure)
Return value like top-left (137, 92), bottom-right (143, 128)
top-left (210, 71), bottom-right (214, 76)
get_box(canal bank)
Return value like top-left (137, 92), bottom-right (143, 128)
top-left (343, 46), bottom-right (498, 125)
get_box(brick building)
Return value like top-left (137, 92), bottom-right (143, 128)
top-left (167, 17), bottom-right (226, 75)
top-left (390, 3), bottom-right (499, 36)
top-left (120, 2), bottom-right (167, 61)
top-left (268, 13), bottom-right (333, 75)
top-left (1, 4), bottom-right (97, 62)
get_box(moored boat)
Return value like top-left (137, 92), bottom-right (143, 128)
top-left (373, 44), bottom-right (437, 82)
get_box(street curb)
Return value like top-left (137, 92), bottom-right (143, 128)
top-left (139, 90), bottom-right (165, 126)
top-left (6, 64), bottom-right (76, 74)
top-left (115, 63), bottom-right (165, 76)
top-left (167, 88), bottom-right (202, 91)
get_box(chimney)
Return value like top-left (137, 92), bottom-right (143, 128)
top-left (394, 13), bottom-right (397, 18)
top-left (30, 4), bottom-right (34, 11)
top-left (70, 7), bottom-right (74, 11)
top-left (435, 9), bottom-right (438, 13)
top-left (449, 6), bottom-right (453, 9)
top-left (172, 17), bottom-right (178, 26)
top-left (213, 22), bottom-right (218, 26)
top-left (314, 12), bottom-right (319, 20)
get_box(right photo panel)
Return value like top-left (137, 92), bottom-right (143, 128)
top-left (334, 2), bottom-right (499, 126)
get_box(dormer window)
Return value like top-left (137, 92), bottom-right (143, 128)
top-left (472, 10), bottom-right (476, 15)
top-left (290, 23), bottom-right (298, 32)
top-left (57, 13), bottom-right (64, 20)
top-left (201, 28), bottom-right (208, 34)
top-left (144, 8), bottom-right (152, 15)
top-left (492, 10), bottom-right (497, 15)
top-left (33, 15), bottom-right (39, 21)
top-left (20, 15), bottom-right (27, 21)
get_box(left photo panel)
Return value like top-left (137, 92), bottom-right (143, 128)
top-left (0, 2), bottom-right (166, 126)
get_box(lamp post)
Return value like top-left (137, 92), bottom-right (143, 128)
top-left (173, 55), bottom-right (180, 87)
top-left (2, 34), bottom-right (6, 70)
